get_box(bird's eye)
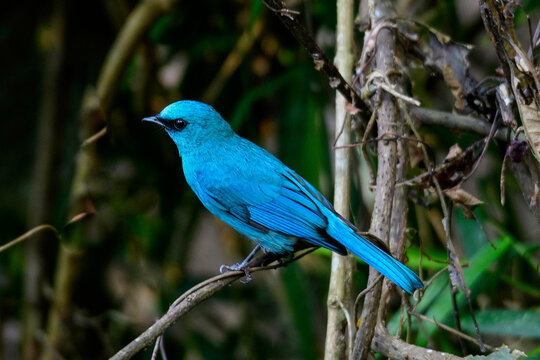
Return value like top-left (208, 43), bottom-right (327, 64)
top-left (172, 118), bottom-right (187, 131)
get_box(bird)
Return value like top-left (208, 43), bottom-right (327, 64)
top-left (143, 100), bottom-right (423, 294)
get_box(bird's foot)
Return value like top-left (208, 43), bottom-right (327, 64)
top-left (220, 262), bottom-right (253, 284)
top-left (219, 245), bottom-right (262, 284)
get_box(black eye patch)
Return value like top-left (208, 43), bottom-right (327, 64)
top-left (171, 118), bottom-right (188, 131)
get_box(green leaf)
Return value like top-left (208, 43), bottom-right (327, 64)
top-left (461, 310), bottom-right (540, 338)
top-left (388, 236), bottom-right (513, 335)
top-left (406, 247), bottom-right (449, 271)
top-left (468, 345), bottom-right (527, 360)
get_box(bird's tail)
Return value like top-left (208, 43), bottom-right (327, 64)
top-left (326, 213), bottom-right (423, 294)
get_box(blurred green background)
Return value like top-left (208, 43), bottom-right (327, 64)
top-left (1, 0), bottom-right (540, 359)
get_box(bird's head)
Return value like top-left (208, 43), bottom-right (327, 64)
top-left (143, 100), bottom-right (234, 156)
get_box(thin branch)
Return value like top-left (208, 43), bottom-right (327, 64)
top-left (365, 71), bottom-right (420, 106)
top-left (433, 178), bottom-right (485, 352)
top-left (110, 275), bottom-right (239, 360)
top-left (260, 0), bottom-right (370, 114)
top-left (372, 325), bottom-right (463, 360)
top-left (409, 107), bottom-right (510, 141)
top-left (81, 126), bottom-right (108, 147)
top-left (407, 309), bottom-right (494, 351)
top-left (354, 274), bottom-right (384, 317)
top-left (0, 225), bottom-right (58, 253)
top-left (324, 0), bottom-right (355, 358)
top-left (109, 249), bottom-right (316, 360)
top-left (150, 336), bottom-right (161, 360)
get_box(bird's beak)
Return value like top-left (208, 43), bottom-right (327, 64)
top-left (142, 115), bottom-right (165, 127)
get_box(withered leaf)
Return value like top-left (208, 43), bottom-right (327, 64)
top-left (444, 144), bottom-right (463, 162)
top-left (395, 20), bottom-right (476, 112)
top-left (444, 187), bottom-right (484, 212)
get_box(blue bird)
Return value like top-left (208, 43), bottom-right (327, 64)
top-left (143, 100), bottom-right (423, 294)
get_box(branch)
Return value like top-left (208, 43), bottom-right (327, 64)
top-left (260, 0), bottom-right (370, 114)
top-left (353, 1), bottom-right (401, 358)
top-left (408, 309), bottom-right (494, 351)
top-left (372, 325), bottom-right (463, 360)
top-left (324, 0), bottom-right (355, 358)
top-left (0, 225), bottom-right (58, 253)
top-left (110, 274), bottom-right (239, 360)
top-left (109, 249), bottom-right (316, 360)
top-left (410, 107), bottom-right (510, 141)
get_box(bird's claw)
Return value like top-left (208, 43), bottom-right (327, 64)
top-left (220, 262), bottom-right (253, 284)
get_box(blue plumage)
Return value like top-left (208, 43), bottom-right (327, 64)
top-left (143, 100), bottom-right (423, 294)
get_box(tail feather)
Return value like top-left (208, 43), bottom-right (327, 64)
top-left (326, 214), bottom-right (423, 294)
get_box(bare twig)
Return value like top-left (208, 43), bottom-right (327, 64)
top-left (457, 112), bottom-right (500, 186)
top-left (260, 0), bottom-right (370, 114)
top-left (110, 249), bottom-right (316, 360)
top-left (0, 225), bottom-right (58, 253)
top-left (110, 275), bottom-right (240, 360)
top-left (407, 309), bottom-right (494, 351)
top-left (361, 98), bottom-right (380, 185)
top-left (354, 274), bottom-right (384, 317)
top-left (409, 107), bottom-right (510, 141)
top-left (150, 336), bottom-right (161, 360)
top-left (365, 71), bottom-right (421, 106)
top-left (81, 126), bottom-right (108, 147)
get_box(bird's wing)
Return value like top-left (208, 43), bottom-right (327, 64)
top-left (203, 168), bottom-right (347, 255)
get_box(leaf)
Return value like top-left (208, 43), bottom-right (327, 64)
top-left (444, 187), bottom-right (484, 217)
top-left (480, 1), bottom-right (540, 163)
top-left (444, 144), bottom-right (463, 162)
top-left (65, 211), bottom-right (94, 227)
top-left (404, 139), bottom-right (483, 189)
top-left (468, 345), bottom-right (527, 360)
top-left (388, 237), bottom-right (513, 336)
top-left (510, 67), bottom-right (540, 163)
top-left (506, 39), bottom-right (540, 164)
top-left (405, 247), bottom-right (449, 271)
top-left (461, 310), bottom-right (540, 339)
top-left (395, 20), bottom-right (476, 111)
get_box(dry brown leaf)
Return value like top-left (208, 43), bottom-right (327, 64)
top-left (444, 144), bottom-right (463, 162)
top-left (444, 187), bottom-right (484, 209)
top-left (395, 20), bottom-right (476, 112)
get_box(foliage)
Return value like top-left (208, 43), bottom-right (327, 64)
top-left (1, 0), bottom-right (540, 359)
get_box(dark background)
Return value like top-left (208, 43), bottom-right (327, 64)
top-left (1, 0), bottom-right (540, 359)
